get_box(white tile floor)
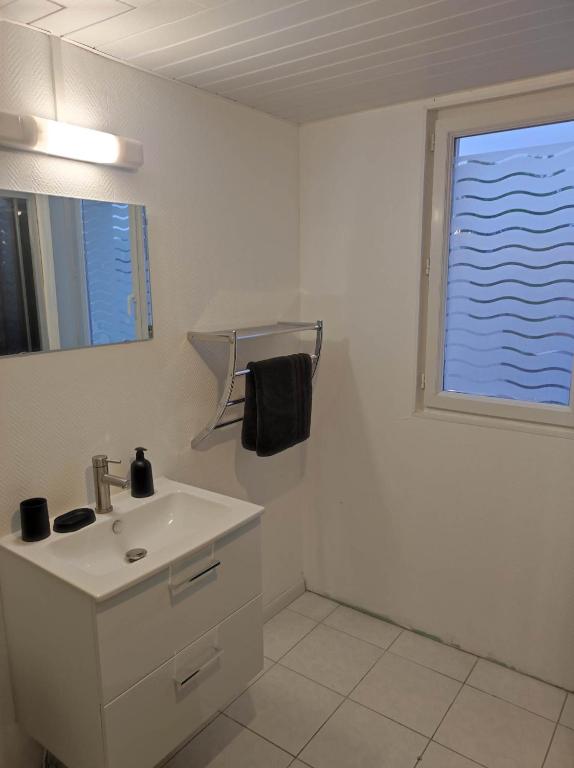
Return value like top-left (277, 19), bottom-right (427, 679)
top-left (165, 592), bottom-right (573, 768)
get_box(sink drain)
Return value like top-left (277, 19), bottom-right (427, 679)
top-left (126, 548), bottom-right (147, 563)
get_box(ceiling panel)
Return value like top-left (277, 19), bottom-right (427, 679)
top-left (71, 0), bottom-right (207, 47)
top-left (192, 0), bottom-right (568, 90)
top-left (2, 0), bottom-right (574, 122)
top-left (35, 0), bottom-right (132, 34)
top-left (233, 8), bottom-right (574, 104)
top-left (158, 0), bottom-right (455, 79)
top-left (279, 28), bottom-right (574, 121)
top-left (101, 0), bottom-right (295, 59)
top-left (1, 0), bottom-right (61, 23)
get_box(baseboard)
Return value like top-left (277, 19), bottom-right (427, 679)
top-left (263, 578), bottom-right (306, 623)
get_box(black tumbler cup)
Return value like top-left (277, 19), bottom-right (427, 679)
top-left (20, 498), bottom-right (50, 542)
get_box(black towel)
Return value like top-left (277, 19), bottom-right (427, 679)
top-left (241, 353), bottom-right (313, 457)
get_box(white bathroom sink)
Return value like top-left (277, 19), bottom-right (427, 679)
top-left (0, 477), bottom-right (262, 600)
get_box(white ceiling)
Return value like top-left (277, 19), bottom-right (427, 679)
top-left (3, 0), bottom-right (574, 123)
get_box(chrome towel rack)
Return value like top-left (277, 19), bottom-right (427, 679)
top-left (188, 321), bottom-right (323, 447)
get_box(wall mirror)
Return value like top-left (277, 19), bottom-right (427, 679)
top-left (0, 191), bottom-right (152, 356)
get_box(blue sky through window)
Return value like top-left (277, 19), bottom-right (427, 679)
top-left (457, 120), bottom-right (574, 157)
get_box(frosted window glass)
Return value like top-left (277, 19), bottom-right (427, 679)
top-left (81, 201), bottom-right (136, 346)
top-left (443, 120), bottom-right (574, 406)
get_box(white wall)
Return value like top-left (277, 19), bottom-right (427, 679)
top-left (300, 98), bottom-right (574, 691)
top-left (0, 21), bottom-right (303, 767)
top-left (3, 18), bottom-right (574, 766)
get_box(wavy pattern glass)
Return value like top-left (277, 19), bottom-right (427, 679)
top-left (443, 122), bottom-right (574, 406)
top-left (81, 200), bottom-right (136, 346)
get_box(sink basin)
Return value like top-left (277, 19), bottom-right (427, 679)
top-left (50, 491), bottom-right (230, 576)
top-left (0, 477), bottom-right (263, 601)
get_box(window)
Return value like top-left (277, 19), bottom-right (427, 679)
top-left (423, 88), bottom-right (574, 428)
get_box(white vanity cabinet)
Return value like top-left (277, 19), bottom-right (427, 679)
top-left (0, 483), bottom-right (263, 768)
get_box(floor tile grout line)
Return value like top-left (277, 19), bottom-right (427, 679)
top-left (222, 708), bottom-right (300, 759)
top-left (224, 656), bottom-right (399, 757)
top-left (169, 661), bottom-right (285, 762)
top-left (419, 657), bottom-right (480, 765)
top-left (170, 595), bottom-right (572, 766)
top-left (219, 646), bottom-right (473, 757)
top-left (258, 597), bottom-right (570, 765)
top-left (287, 595), bottom-right (339, 623)
top-left (541, 692), bottom-right (569, 768)
top-left (294, 650), bottom-right (430, 740)
top-left (346, 644), bottom-right (392, 698)
top-left (293, 596), bottom-right (572, 701)
top-left (267, 637), bottom-right (472, 746)
top-left (421, 650), bottom-right (562, 768)
top-left (320, 618), bottom-right (404, 650)
top-left (318, 605), bottom-right (405, 650)
top-left (463, 680), bottom-right (566, 724)
top-left (289, 608), bottom-right (336, 622)
top-left (414, 678), bottom-right (466, 764)
top-left (280, 638), bottom-right (472, 701)
top-left (226, 673), bottom-right (448, 761)
top-left (265, 611), bottom-right (320, 663)
top-left (293, 695), bottom-right (348, 761)
top-left (319, 611), bottom-right (488, 686)
top-left (318, 599), bottom-right (476, 664)
top-left (300, 651), bottom-right (385, 755)
top-left (345, 695), bottom-right (438, 742)
top-left (222, 647), bottom-right (562, 768)
top-left (276, 641), bottom-right (385, 698)
top-left (423, 742), bottom-right (488, 768)
top-left (283, 617), bottom-right (391, 663)
top-left (292, 628), bottom-right (409, 762)
top-left (384, 648), bottom-right (477, 684)
top-left (298, 600), bottom-right (570, 717)
top-left (315, 619), bottom-right (479, 684)
top-left (423, 659), bottom-right (563, 768)
top-left (386, 627), bottom-right (405, 654)
top-left (284, 649), bottom-right (441, 744)
top-left (274, 657), bottom-right (372, 698)
top-left (416, 656), bottom-right (481, 766)
top-left (387, 631), bottom-right (479, 680)
top-left (387, 628), bottom-right (479, 663)
top-left (223, 658), bottom-right (277, 710)
top-left (421, 648), bottom-right (567, 724)
top-left (289, 602), bottom-right (460, 680)
top-left (313, 596), bottom-right (573, 700)
top-left (464, 655), bottom-right (480, 685)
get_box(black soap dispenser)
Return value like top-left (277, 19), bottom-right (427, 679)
top-left (130, 447), bottom-right (155, 498)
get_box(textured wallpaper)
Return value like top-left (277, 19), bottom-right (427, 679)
top-left (0, 21), bottom-right (305, 767)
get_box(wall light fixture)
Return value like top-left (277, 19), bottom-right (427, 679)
top-left (0, 112), bottom-right (143, 170)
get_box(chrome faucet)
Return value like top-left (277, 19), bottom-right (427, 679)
top-left (92, 455), bottom-right (129, 514)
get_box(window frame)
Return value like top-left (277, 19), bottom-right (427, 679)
top-left (422, 86), bottom-right (574, 428)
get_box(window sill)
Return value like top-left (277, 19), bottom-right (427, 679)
top-left (413, 405), bottom-right (574, 441)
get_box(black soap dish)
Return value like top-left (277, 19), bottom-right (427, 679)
top-left (53, 508), bottom-right (96, 533)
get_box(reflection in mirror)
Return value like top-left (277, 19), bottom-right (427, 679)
top-left (0, 192), bottom-right (152, 356)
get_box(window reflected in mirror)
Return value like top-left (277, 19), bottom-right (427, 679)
top-left (0, 192), bottom-right (152, 357)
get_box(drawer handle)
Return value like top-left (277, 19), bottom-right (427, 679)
top-left (170, 559), bottom-right (221, 593)
top-left (175, 648), bottom-right (224, 689)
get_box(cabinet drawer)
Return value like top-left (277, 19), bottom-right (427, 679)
top-left (97, 518), bottom-right (261, 702)
top-left (104, 595), bottom-right (262, 768)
